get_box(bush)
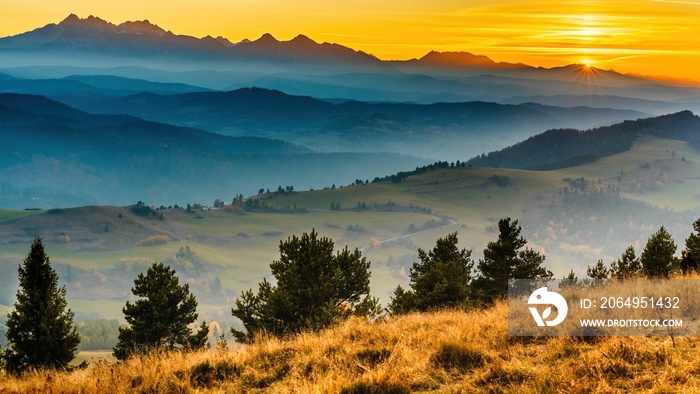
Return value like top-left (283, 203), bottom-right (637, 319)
top-left (136, 235), bottom-right (169, 247)
top-left (190, 360), bottom-right (241, 388)
top-left (131, 204), bottom-right (152, 217)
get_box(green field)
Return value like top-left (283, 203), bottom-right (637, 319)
top-left (0, 209), bottom-right (44, 222)
top-left (1, 138), bottom-right (699, 333)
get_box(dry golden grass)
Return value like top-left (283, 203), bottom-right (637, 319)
top-left (2, 300), bottom-right (700, 393)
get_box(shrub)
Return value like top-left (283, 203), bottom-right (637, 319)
top-left (136, 235), bottom-right (169, 247)
top-left (190, 360), bottom-right (241, 388)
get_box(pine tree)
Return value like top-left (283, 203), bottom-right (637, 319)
top-left (610, 246), bottom-right (641, 279)
top-left (388, 232), bottom-right (473, 314)
top-left (586, 259), bottom-right (609, 286)
top-left (560, 270), bottom-right (580, 288)
top-left (3, 236), bottom-right (80, 373)
top-left (472, 218), bottom-right (552, 304)
top-left (640, 226), bottom-right (677, 278)
top-left (231, 230), bottom-right (379, 343)
top-left (113, 262), bottom-right (209, 360)
top-left (684, 218), bottom-right (700, 258)
top-left (586, 259), bottom-right (609, 280)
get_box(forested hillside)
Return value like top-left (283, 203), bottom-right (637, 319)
top-left (467, 111), bottom-right (700, 170)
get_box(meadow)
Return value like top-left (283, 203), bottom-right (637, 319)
top-left (1, 299), bottom-right (697, 393)
top-left (1, 137), bottom-right (699, 353)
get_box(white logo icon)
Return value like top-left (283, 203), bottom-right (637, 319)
top-left (528, 287), bottom-right (568, 327)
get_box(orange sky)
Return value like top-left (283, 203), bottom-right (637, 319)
top-left (1, 0), bottom-right (699, 80)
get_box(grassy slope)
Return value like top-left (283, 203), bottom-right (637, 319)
top-left (0, 138), bottom-right (698, 322)
top-left (0, 300), bottom-right (695, 393)
top-left (0, 209), bottom-right (44, 221)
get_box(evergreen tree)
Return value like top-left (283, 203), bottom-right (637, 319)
top-left (472, 218), bottom-right (552, 304)
top-left (610, 246), bottom-right (642, 279)
top-left (3, 237), bottom-right (80, 373)
top-left (560, 270), bottom-right (580, 288)
top-left (684, 218), bottom-right (700, 258)
top-left (586, 259), bottom-right (609, 280)
top-left (388, 232), bottom-right (473, 314)
top-left (586, 259), bottom-right (609, 286)
top-left (231, 230), bottom-right (379, 343)
top-left (113, 262), bottom-right (209, 360)
top-left (640, 226), bottom-right (677, 278)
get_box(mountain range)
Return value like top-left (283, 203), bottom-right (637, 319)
top-left (0, 14), bottom-right (384, 71)
top-left (55, 85), bottom-right (648, 159)
top-left (0, 14), bottom-right (542, 72)
top-left (2, 15), bottom-right (699, 108)
top-left (0, 70), bottom-right (648, 160)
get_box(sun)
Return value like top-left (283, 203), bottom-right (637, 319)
top-left (570, 56), bottom-right (602, 87)
top-left (580, 59), bottom-right (595, 68)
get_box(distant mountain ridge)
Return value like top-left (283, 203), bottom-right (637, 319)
top-left (0, 71), bottom-right (651, 161)
top-left (60, 86), bottom-right (648, 160)
top-left (0, 14), bottom-right (656, 79)
top-left (1, 14), bottom-right (509, 69)
top-left (0, 71), bottom-right (210, 99)
top-left (396, 50), bottom-right (528, 70)
top-left (3, 14), bottom-right (699, 113)
top-left (0, 14), bottom-right (384, 70)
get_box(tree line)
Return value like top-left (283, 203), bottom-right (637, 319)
top-left (3, 216), bottom-right (698, 374)
top-left (571, 218), bottom-right (700, 283)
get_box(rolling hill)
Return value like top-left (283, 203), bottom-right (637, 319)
top-left (467, 110), bottom-right (700, 169)
top-left (1, 133), bottom-right (699, 324)
top-left (58, 86), bottom-right (648, 160)
top-left (0, 93), bottom-right (430, 209)
top-left (0, 71), bottom-right (655, 161)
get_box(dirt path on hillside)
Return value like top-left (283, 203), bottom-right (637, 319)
top-left (360, 218), bottom-right (457, 254)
